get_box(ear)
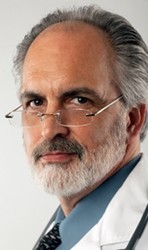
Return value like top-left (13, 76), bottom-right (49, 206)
top-left (126, 104), bottom-right (146, 139)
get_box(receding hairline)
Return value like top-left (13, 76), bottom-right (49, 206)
top-left (26, 19), bottom-right (116, 73)
top-left (35, 19), bottom-right (101, 34)
top-left (31, 20), bottom-right (112, 47)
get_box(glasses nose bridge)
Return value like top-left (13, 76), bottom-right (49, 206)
top-left (38, 111), bottom-right (61, 124)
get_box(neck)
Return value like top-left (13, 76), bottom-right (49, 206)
top-left (58, 180), bottom-right (103, 216)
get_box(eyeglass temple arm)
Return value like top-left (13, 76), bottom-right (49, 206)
top-left (5, 104), bottom-right (23, 119)
top-left (5, 114), bottom-right (13, 118)
top-left (86, 95), bottom-right (123, 117)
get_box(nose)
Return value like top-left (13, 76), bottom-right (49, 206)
top-left (40, 114), bottom-right (69, 140)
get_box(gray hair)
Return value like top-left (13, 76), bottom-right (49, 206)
top-left (13, 5), bottom-right (148, 141)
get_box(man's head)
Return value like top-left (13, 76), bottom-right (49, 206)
top-left (13, 5), bottom-right (148, 198)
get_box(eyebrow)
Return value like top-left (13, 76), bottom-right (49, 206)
top-left (60, 87), bottom-right (105, 103)
top-left (19, 87), bottom-right (105, 104)
top-left (19, 91), bottom-right (45, 102)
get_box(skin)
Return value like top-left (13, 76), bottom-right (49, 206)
top-left (21, 22), bottom-right (146, 216)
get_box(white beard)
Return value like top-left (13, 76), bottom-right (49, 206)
top-left (30, 111), bottom-right (127, 198)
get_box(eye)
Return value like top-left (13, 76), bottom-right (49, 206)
top-left (25, 98), bottom-right (44, 109)
top-left (65, 95), bottom-right (95, 110)
top-left (72, 96), bottom-right (91, 105)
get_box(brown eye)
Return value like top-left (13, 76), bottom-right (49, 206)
top-left (31, 99), bottom-right (43, 106)
top-left (77, 97), bottom-right (88, 104)
top-left (25, 98), bottom-right (44, 109)
top-left (72, 96), bottom-right (90, 104)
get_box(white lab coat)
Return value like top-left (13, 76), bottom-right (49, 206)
top-left (72, 154), bottom-right (148, 250)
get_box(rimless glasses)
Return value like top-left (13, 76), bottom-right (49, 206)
top-left (5, 95), bottom-right (123, 128)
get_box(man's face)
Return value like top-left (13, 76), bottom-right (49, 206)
top-left (21, 23), bottom-right (127, 197)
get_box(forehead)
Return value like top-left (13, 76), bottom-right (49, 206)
top-left (21, 21), bottom-right (116, 98)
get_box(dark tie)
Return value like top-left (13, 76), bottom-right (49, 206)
top-left (36, 223), bottom-right (61, 250)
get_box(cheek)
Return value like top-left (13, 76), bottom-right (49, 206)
top-left (72, 125), bottom-right (103, 149)
top-left (23, 127), bottom-right (41, 156)
top-left (72, 117), bottom-right (111, 150)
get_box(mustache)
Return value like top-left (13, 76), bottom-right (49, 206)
top-left (32, 137), bottom-right (84, 163)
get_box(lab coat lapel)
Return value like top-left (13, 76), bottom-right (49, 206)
top-left (100, 155), bottom-right (148, 248)
top-left (72, 155), bottom-right (148, 250)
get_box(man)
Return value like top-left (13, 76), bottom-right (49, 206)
top-left (6, 5), bottom-right (148, 250)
